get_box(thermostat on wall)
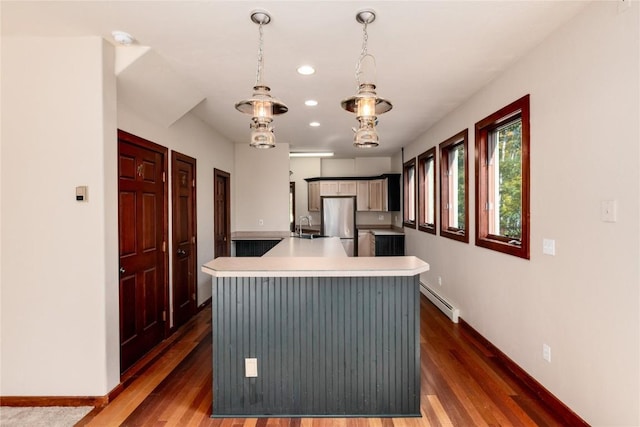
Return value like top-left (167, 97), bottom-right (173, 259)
top-left (76, 186), bottom-right (88, 202)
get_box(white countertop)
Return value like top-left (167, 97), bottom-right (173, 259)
top-left (202, 236), bottom-right (429, 278)
top-left (264, 236), bottom-right (348, 257)
top-left (231, 231), bottom-right (289, 240)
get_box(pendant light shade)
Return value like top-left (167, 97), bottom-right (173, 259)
top-left (340, 9), bottom-right (392, 148)
top-left (235, 10), bottom-right (287, 149)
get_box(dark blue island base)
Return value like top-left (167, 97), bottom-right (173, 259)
top-left (211, 275), bottom-right (421, 417)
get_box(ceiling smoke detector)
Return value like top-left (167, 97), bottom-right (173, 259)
top-left (112, 31), bottom-right (134, 46)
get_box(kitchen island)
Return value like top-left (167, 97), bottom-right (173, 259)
top-left (202, 236), bottom-right (429, 418)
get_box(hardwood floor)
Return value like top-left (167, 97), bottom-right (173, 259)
top-left (78, 296), bottom-right (574, 426)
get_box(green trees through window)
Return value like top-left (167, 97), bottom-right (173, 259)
top-left (489, 119), bottom-right (522, 239)
top-left (476, 95), bottom-right (530, 259)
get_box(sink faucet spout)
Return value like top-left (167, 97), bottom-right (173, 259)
top-left (298, 215), bottom-right (312, 237)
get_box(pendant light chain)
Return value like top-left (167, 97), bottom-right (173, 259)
top-left (355, 20), bottom-right (377, 88)
top-left (256, 22), bottom-right (264, 86)
top-left (355, 21), bottom-right (368, 87)
top-left (256, 22), bottom-right (265, 86)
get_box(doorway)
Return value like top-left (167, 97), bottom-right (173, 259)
top-left (213, 169), bottom-right (230, 258)
top-left (117, 130), bottom-right (169, 374)
top-left (171, 151), bottom-right (197, 329)
top-left (289, 181), bottom-right (296, 232)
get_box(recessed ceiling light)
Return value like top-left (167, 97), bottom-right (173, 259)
top-left (297, 65), bottom-right (316, 75)
top-left (305, 99), bottom-right (318, 107)
top-left (309, 122), bottom-right (320, 127)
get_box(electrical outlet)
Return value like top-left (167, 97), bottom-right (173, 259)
top-left (245, 358), bottom-right (258, 377)
top-left (438, 276), bottom-right (442, 286)
top-left (258, 219), bottom-right (264, 226)
top-left (601, 200), bottom-right (617, 222)
top-left (543, 344), bottom-right (551, 363)
top-left (378, 215), bottom-right (384, 221)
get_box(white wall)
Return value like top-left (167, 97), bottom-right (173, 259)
top-left (290, 157), bottom-right (322, 225)
top-left (354, 157), bottom-right (392, 176)
top-left (0, 35), bottom-right (236, 397)
top-left (1, 37), bottom-right (118, 395)
top-left (234, 143), bottom-right (291, 232)
top-left (403, 3), bottom-right (639, 425)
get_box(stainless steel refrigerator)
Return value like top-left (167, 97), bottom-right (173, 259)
top-left (321, 196), bottom-right (357, 256)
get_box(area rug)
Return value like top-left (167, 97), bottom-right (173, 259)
top-left (0, 406), bottom-right (93, 427)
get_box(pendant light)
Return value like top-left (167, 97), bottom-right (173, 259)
top-left (235, 10), bottom-right (288, 149)
top-left (340, 9), bottom-right (392, 148)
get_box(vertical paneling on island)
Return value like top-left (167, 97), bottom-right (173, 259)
top-left (211, 275), bottom-right (420, 417)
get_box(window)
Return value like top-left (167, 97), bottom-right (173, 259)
top-left (439, 130), bottom-right (469, 243)
top-left (475, 95), bottom-right (530, 259)
top-left (403, 158), bottom-right (416, 228)
top-left (418, 148), bottom-right (436, 234)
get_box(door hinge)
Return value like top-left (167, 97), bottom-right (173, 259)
top-left (162, 241), bottom-right (166, 252)
top-left (192, 293), bottom-right (196, 301)
top-left (192, 236), bottom-right (196, 244)
top-left (162, 172), bottom-right (166, 183)
top-left (192, 179), bottom-right (195, 188)
top-left (162, 310), bottom-right (166, 321)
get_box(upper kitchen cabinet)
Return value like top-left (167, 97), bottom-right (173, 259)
top-left (320, 180), bottom-right (357, 196)
top-left (356, 181), bottom-right (370, 211)
top-left (368, 179), bottom-right (387, 211)
top-left (306, 174), bottom-right (400, 212)
top-left (358, 179), bottom-right (386, 211)
top-left (308, 181), bottom-right (320, 211)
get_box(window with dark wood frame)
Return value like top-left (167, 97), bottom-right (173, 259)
top-left (439, 130), bottom-right (469, 243)
top-left (418, 147), bottom-right (436, 234)
top-left (475, 95), bottom-right (530, 259)
top-left (403, 158), bottom-right (416, 229)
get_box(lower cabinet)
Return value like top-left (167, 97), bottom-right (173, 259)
top-left (374, 234), bottom-right (405, 256)
top-left (234, 239), bottom-right (281, 257)
top-left (357, 231), bottom-right (372, 256)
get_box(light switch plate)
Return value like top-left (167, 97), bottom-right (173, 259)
top-left (76, 186), bottom-right (88, 202)
top-left (542, 238), bottom-right (556, 256)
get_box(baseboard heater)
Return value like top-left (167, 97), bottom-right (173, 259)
top-left (420, 282), bottom-right (459, 323)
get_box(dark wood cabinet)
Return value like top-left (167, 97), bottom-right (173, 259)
top-left (234, 239), bottom-right (281, 257)
top-left (374, 234), bottom-right (405, 256)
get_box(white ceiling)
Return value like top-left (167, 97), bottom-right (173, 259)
top-left (1, 1), bottom-right (590, 158)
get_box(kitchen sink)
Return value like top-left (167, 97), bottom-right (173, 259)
top-left (294, 233), bottom-right (328, 239)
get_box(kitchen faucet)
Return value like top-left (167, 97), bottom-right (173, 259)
top-left (298, 215), bottom-right (311, 237)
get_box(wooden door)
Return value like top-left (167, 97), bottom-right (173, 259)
top-left (171, 152), bottom-right (197, 329)
top-left (213, 169), bottom-right (230, 258)
top-left (289, 182), bottom-right (296, 232)
top-left (118, 130), bottom-right (168, 374)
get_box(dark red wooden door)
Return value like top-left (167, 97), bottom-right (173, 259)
top-left (171, 151), bottom-right (197, 329)
top-left (214, 169), bottom-right (230, 258)
top-left (118, 131), bottom-right (167, 373)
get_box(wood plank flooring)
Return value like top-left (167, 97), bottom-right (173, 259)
top-left (78, 296), bottom-right (570, 426)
